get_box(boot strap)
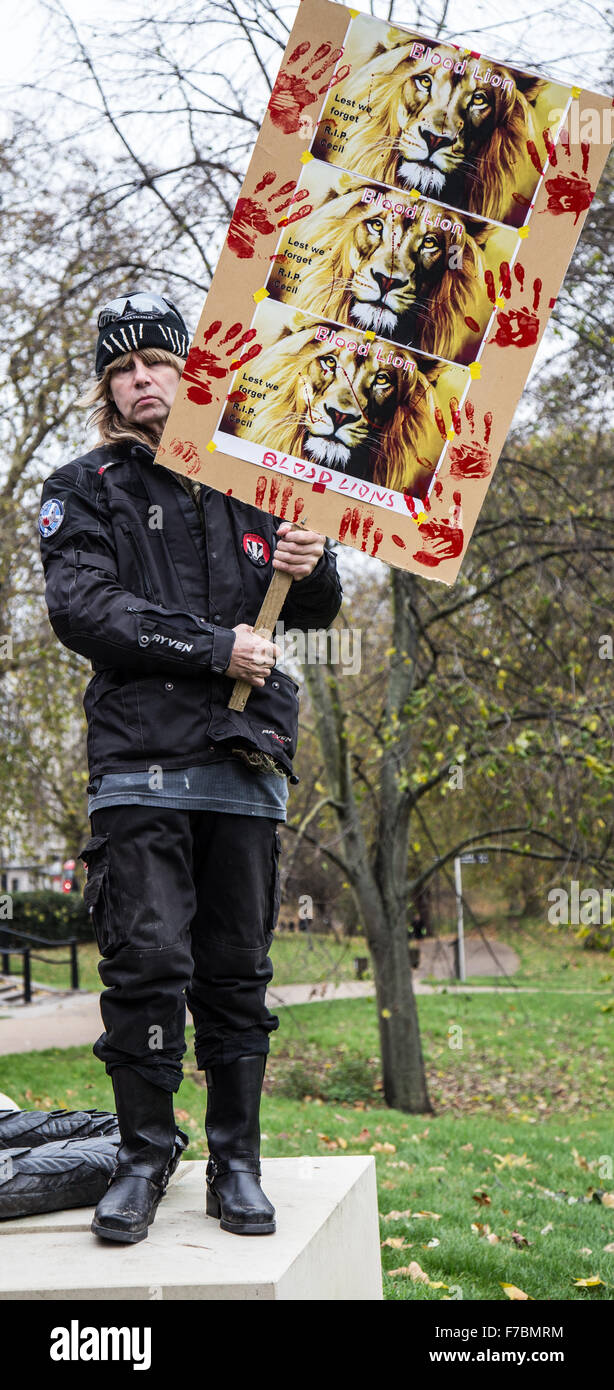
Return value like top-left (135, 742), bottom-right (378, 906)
top-left (111, 1162), bottom-right (169, 1185)
top-left (208, 1155), bottom-right (261, 1179)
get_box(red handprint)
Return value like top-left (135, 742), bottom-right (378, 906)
top-left (183, 321), bottom-right (261, 407)
top-left (228, 173), bottom-right (313, 259)
top-left (532, 126), bottom-right (593, 225)
top-left (490, 276), bottom-right (543, 349)
top-left (339, 507), bottom-right (384, 556)
top-left (449, 404), bottom-right (493, 479)
top-left (268, 41), bottom-right (350, 134)
top-left (433, 395), bottom-right (463, 441)
top-left (413, 492), bottom-right (464, 568)
top-left (254, 474), bottom-right (305, 522)
top-left (168, 439), bottom-right (203, 476)
top-left (463, 261), bottom-right (517, 333)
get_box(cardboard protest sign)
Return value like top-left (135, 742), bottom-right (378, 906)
top-left (156, 0), bottom-right (613, 585)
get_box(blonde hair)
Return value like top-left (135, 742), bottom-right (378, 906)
top-left (78, 347), bottom-right (185, 449)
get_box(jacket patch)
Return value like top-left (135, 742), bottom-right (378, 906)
top-left (242, 532), bottom-right (270, 567)
top-left (38, 498), bottom-right (65, 537)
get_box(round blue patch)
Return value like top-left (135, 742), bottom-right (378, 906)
top-left (38, 498), bottom-right (65, 538)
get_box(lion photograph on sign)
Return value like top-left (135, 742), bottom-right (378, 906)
top-left (314, 16), bottom-right (571, 226)
top-left (268, 163), bottom-right (519, 364)
top-left (159, 0), bottom-right (611, 582)
top-left (219, 303), bottom-right (468, 497)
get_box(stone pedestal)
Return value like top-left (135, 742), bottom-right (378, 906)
top-left (0, 1156), bottom-right (383, 1301)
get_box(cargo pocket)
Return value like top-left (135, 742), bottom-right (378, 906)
top-left (78, 834), bottom-right (113, 956)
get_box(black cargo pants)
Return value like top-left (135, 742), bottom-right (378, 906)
top-left (79, 805), bottom-right (281, 1094)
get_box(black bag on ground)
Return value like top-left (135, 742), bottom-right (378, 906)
top-left (0, 1108), bottom-right (119, 1148)
top-left (0, 1117), bottom-right (189, 1220)
top-left (0, 1134), bottom-right (122, 1220)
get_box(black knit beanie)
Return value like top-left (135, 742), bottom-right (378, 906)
top-left (95, 294), bottom-right (190, 378)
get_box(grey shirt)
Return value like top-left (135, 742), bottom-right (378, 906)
top-left (88, 759), bottom-right (289, 819)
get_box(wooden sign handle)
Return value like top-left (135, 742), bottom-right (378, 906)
top-left (228, 569), bottom-right (293, 711)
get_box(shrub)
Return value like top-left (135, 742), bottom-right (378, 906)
top-left (0, 891), bottom-right (94, 946)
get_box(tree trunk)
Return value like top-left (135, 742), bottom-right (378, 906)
top-left (368, 909), bottom-right (433, 1112)
top-left (304, 641), bottom-right (433, 1113)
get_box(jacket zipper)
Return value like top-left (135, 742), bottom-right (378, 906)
top-left (173, 473), bottom-right (207, 542)
top-left (122, 524), bottom-right (156, 601)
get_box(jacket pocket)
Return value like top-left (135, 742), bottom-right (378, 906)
top-left (120, 524), bottom-right (157, 601)
top-left (84, 671), bottom-right (143, 744)
top-left (242, 668), bottom-right (300, 763)
top-left (78, 835), bottom-right (114, 956)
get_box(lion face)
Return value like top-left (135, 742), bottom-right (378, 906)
top-left (347, 208), bottom-right (454, 336)
top-left (296, 342), bottom-right (417, 471)
top-left (393, 63), bottom-right (508, 197)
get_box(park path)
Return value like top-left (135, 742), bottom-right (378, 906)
top-left (0, 937), bottom-right (523, 1056)
top-left (0, 973), bottom-right (605, 1059)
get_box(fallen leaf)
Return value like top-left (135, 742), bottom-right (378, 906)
top-left (371, 1141), bottom-right (396, 1154)
top-left (486, 1233), bottom-right (500, 1245)
top-left (412, 1210), bottom-right (442, 1220)
top-left (473, 1191), bottom-right (491, 1207)
top-left (601, 1193), bottom-right (614, 1208)
top-left (501, 1283), bottom-right (533, 1301)
top-left (572, 1276), bottom-right (604, 1287)
top-left (356, 1128), bottom-right (371, 1142)
top-left (572, 1148), bottom-right (590, 1171)
top-left (460, 1142), bottom-right (473, 1152)
top-left (382, 1209), bottom-right (412, 1220)
top-left (579, 1248), bottom-right (592, 1256)
top-left (603, 1242), bottom-right (614, 1253)
top-left (511, 1232), bottom-right (530, 1248)
top-left (541, 1223), bottom-right (554, 1235)
top-left (493, 1152), bottom-right (532, 1170)
top-left (176, 1109), bottom-right (190, 1122)
top-left (337, 1137), bottom-right (348, 1150)
top-left (388, 1263), bottom-right (448, 1290)
top-left (381, 1237), bottom-right (411, 1249)
top-left (424, 1238), bottom-right (440, 1248)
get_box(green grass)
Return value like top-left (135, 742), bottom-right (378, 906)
top-left (1, 967), bottom-right (613, 1301)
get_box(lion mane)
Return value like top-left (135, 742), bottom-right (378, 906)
top-left (337, 39), bottom-right (546, 225)
top-left (227, 323), bottom-right (443, 496)
top-left (290, 184), bottom-right (490, 363)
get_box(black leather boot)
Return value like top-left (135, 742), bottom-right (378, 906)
top-left (205, 1055), bottom-right (275, 1235)
top-left (91, 1068), bottom-right (187, 1244)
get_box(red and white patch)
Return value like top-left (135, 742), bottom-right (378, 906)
top-left (242, 532), bottom-right (270, 567)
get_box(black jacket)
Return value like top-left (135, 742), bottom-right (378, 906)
top-left (38, 440), bottom-right (343, 783)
